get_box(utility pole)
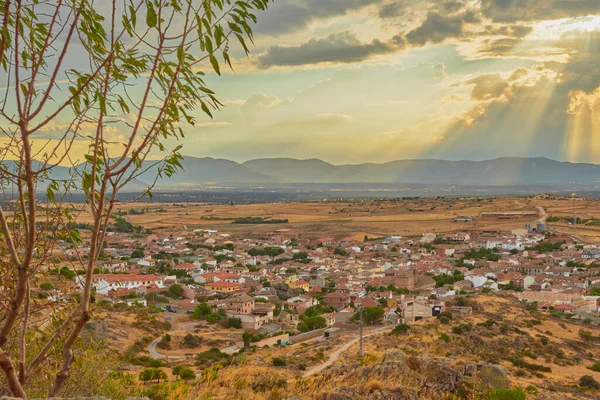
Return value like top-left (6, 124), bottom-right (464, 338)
top-left (573, 193), bottom-right (577, 225)
top-left (359, 306), bottom-right (364, 357)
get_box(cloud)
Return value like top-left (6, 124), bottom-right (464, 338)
top-left (195, 122), bottom-right (233, 128)
top-left (254, 0), bottom-right (382, 36)
top-left (257, 32), bottom-right (406, 68)
top-left (242, 93), bottom-right (281, 111)
top-left (466, 74), bottom-right (510, 100)
top-left (482, 0), bottom-right (600, 22)
top-left (405, 10), bottom-right (480, 46)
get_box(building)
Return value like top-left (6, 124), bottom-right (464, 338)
top-left (82, 274), bottom-right (164, 295)
top-left (204, 281), bottom-right (241, 293)
top-left (226, 294), bottom-right (255, 314)
top-left (324, 292), bottom-right (350, 310)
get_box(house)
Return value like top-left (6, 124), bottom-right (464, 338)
top-left (98, 260), bottom-right (128, 273)
top-left (137, 257), bottom-right (156, 267)
top-left (172, 263), bottom-right (201, 274)
top-left (514, 275), bottom-right (535, 290)
top-left (288, 279), bottom-right (310, 292)
top-left (82, 274), bottom-right (164, 295)
top-left (324, 292), bottom-right (350, 311)
top-left (204, 281), bottom-right (241, 293)
top-left (226, 294), bottom-right (255, 314)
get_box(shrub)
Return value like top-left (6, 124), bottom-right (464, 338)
top-left (580, 375), bottom-right (600, 389)
top-left (525, 385), bottom-right (538, 394)
top-left (178, 367), bottom-right (196, 383)
top-left (486, 388), bottom-right (526, 400)
top-left (272, 357), bottom-right (287, 367)
top-left (392, 323), bottom-right (410, 335)
top-left (39, 282), bottom-right (53, 291)
top-left (364, 379), bottom-right (385, 393)
top-left (440, 333), bottom-right (451, 343)
top-left (181, 333), bottom-right (201, 348)
top-left (589, 362), bottom-right (600, 372)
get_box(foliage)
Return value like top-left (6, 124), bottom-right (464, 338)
top-left (392, 323), bottom-right (410, 335)
top-left (0, 0), bottom-right (271, 396)
top-left (139, 368), bottom-right (168, 385)
top-left (168, 284), bottom-right (184, 298)
top-left (272, 357), bottom-right (287, 367)
top-left (181, 334), bottom-right (201, 348)
top-left (428, 270), bottom-right (465, 287)
top-left (191, 302), bottom-right (212, 319)
top-left (298, 316), bottom-right (327, 333)
top-left (580, 375), bottom-right (600, 389)
top-left (222, 317), bottom-right (242, 329)
top-left (195, 348), bottom-right (230, 369)
top-left (462, 248), bottom-right (501, 262)
top-left (247, 247), bottom-right (285, 257)
top-left (352, 307), bottom-right (385, 326)
top-left (39, 282), bottom-right (53, 291)
top-left (486, 388), bottom-right (526, 400)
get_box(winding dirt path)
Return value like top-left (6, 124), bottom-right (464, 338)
top-left (302, 326), bottom-right (392, 377)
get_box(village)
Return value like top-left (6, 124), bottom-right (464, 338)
top-left (52, 203), bottom-right (600, 346)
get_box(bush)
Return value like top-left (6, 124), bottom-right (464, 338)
top-left (486, 388), bottom-right (526, 400)
top-left (272, 356), bottom-right (287, 367)
top-left (178, 367), bottom-right (196, 383)
top-left (392, 323), bottom-right (410, 335)
top-left (223, 317), bottom-right (242, 329)
top-left (440, 333), bottom-right (451, 343)
top-left (525, 385), bottom-right (538, 394)
top-left (589, 362), bottom-right (600, 372)
top-left (39, 282), bottom-right (53, 291)
top-left (181, 333), bottom-right (201, 348)
top-left (206, 312), bottom-right (223, 324)
top-left (438, 315), bottom-right (451, 325)
top-left (580, 375), bottom-right (600, 389)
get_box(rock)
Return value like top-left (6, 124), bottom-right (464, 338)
top-left (80, 320), bottom-right (109, 344)
top-left (476, 364), bottom-right (509, 390)
top-left (382, 349), bottom-right (406, 363)
top-left (464, 363), bottom-right (478, 376)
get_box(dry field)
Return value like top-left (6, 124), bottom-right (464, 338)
top-left (96, 195), bottom-right (600, 242)
top-left (107, 197), bottom-right (541, 239)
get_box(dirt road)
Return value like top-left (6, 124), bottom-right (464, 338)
top-left (302, 326), bottom-right (392, 377)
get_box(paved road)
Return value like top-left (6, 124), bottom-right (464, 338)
top-left (302, 326), bottom-right (392, 377)
top-left (148, 337), bottom-right (165, 359)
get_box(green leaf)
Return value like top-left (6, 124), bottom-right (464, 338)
top-left (146, 2), bottom-right (157, 28)
top-left (209, 54), bottom-right (220, 76)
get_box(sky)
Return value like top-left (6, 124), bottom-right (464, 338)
top-left (3, 1), bottom-right (600, 166)
top-left (182, 0), bottom-right (600, 164)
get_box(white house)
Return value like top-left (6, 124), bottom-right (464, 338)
top-left (137, 257), bottom-right (156, 267)
top-left (80, 274), bottom-right (164, 295)
top-left (465, 275), bottom-right (488, 288)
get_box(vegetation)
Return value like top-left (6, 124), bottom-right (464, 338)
top-left (0, 0), bottom-right (270, 396)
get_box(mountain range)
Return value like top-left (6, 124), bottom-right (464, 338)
top-left (6, 157), bottom-right (600, 191)
top-left (131, 156), bottom-right (600, 188)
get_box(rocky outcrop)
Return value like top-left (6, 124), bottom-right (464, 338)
top-left (80, 320), bottom-right (109, 344)
top-left (317, 350), bottom-right (508, 399)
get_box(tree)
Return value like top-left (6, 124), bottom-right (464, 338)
top-left (353, 307), bottom-right (385, 325)
top-left (168, 284), bottom-right (184, 298)
top-left (0, 1), bottom-right (270, 396)
top-left (171, 365), bottom-right (183, 379)
top-left (131, 248), bottom-right (145, 259)
top-left (139, 369), bottom-right (154, 385)
top-left (298, 316), bottom-right (327, 332)
top-left (392, 323), bottom-right (410, 335)
top-left (191, 302), bottom-right (212, 319)
top-left (181, 333), bottom-right (201, 348)
top-left (178, 367), bottom-right (196, 383)
top-left (579, 375), bottom-right (600, 389)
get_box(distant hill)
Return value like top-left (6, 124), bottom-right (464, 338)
top-left (148, 156), bottom-right (600, 187)
top-left (6, 156), bottom-right (600, 191)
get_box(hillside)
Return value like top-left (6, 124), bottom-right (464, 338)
top-left (155, 156), bottom-right (600, 187)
